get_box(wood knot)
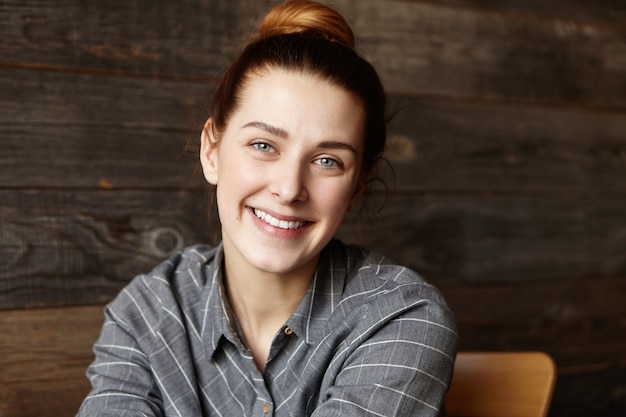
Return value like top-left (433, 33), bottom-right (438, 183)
top-left (147, 227), bottom-right (184, 257)
top-left (386, 134), bottom-right (417, 163)
top-left (0, 224), bottom-right (28, 271)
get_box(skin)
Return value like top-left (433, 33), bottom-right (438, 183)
top-left (200, 68), bottom-right (366, 371)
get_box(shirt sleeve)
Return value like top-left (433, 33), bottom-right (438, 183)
top-left (76, 303), bottom-right (164, 417)
top-left (312, 284), bottom-right (458, 417)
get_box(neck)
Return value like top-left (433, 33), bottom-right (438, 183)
top-left (225, 265), bottom-right (313, 329)
top-left (221, 244), bottom-right (318, 371)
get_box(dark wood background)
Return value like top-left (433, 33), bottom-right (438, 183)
top-left (1, 0), bottom-right (625, 416)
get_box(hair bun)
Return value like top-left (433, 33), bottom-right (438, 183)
top-left (258, 0), bottom-right (355, 49)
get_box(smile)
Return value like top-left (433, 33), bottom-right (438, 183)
top-left (253, 208), bottom-right (306, 230)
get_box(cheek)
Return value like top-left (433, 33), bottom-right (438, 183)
top-left (217, 145), bottom-right (257, 184)
top-left (318, 179), bottom-right (357, 213)
top-left (216, 158), bottom-right (266, 205)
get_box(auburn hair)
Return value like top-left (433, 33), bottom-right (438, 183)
top-left (258, 0), bottom-right (354, 48)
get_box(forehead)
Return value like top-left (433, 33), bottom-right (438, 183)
top-left (230, 68), bottom-right (365, 147)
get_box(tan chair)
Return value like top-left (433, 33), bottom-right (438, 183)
top-left (445, 351), bottom-right (556, 417)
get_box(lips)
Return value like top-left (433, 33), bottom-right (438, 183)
top-left (253, 208), bottom-right (307, 230)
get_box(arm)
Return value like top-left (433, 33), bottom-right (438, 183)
top-left (313, 290), bottom-right (457, 417)
top-left (76, 305), bottom-right (164, 417)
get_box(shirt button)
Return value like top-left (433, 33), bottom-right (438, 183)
top-left (284, 326), bottom-right (293, 335)
top-left (263, 403), bottom-right (270, 413)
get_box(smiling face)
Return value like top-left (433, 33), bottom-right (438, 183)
top-left (201, 68), bottom-right (365, 280)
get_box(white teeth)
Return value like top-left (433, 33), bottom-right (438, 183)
top-left (254, 209), bottom-right (305, 230)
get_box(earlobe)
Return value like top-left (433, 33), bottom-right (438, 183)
top-left (200, 118), bottom-right (219, 185)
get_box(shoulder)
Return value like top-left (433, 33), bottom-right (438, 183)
top-left (330, 240), bottom-right (456, 334)
top-left (335, 239), bottom-right (442, 297)
top-left (106, 244), bottom-right (221, 332)
top-left (127, 243), bottom-right (218, 301)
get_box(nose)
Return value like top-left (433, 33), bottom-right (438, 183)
top-left (270, 158), bottom-right (309, 204)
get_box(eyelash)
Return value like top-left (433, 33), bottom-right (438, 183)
top-left (315, 157), bottom-right (343, 169)
top-left (251, 142), bottom-right (275, 153)
top-left (250, 141), bottom-right (344, 169)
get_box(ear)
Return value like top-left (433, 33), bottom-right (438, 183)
top-left (200, 118), bottom-right (220, 185)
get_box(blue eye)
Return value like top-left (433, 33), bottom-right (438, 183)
top-left (317, 157), bottom-right (341, 168)
top-left (252, 142), bottom-right (274, 152)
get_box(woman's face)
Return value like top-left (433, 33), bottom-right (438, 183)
top-left (201, 68), bottom-right (365, 279)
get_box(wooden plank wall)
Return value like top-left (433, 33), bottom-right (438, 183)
top-left (1, 0), bottom-right (625, 416)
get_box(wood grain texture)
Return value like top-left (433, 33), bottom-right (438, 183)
top-left (346, 0), bottom-right (626, 107)
top-left (420, 0), bottom-right (626, 26)
top-left (1, 0), bottom-right (624, 107)
top-left (339, 194), bottom-right (626, 284)
top-left (0, 0), bottom-right (275, 77)
top-left (1, 0), bottom-right (625, 415)
top-left (2, 189), bottom-right (624, 309)
top-left (0, 189), bottom-right (219, 310)
top-left (4, 67), bottom-right (625, 192)
top-left (387, 96), bottom-right (626, 191)
top-left (0, 67), bottom-right (208, 189)
top-left (440, 277), bottom-right (626, 369)
top-left (0, 305), bottom-right (104, 417)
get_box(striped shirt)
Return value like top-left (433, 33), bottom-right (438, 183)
top-left (77, 239), bottom-right (457, 417)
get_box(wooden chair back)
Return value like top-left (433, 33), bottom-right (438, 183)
top-left (445, 351), bottom-right (556, 417)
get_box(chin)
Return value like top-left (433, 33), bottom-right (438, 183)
top-left (252, 258), bottom-right (308, 276)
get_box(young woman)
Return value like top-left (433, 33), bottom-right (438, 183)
top-left (77, 1), bottom-right (457, 416)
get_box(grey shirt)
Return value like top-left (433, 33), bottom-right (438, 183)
top-left (77, 239), bottom-right (457, 417)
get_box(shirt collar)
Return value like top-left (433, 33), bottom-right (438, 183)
top-left (285, 239), bottom-right (349, 344)
top-left (202, 239), bottom-right (350, 355)
top-left (200, 243), bottom-right (241, 356)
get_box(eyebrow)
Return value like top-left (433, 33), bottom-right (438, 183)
top-left (242, 121), bottom-right (288, 138)
top-left (318, 141), bottom-right (358, 155)
top-left (242, 121), bottom-right (358, 155)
